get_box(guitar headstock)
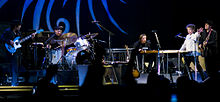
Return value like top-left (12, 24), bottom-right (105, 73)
top-left (36, 29), bottom-right (44, 34)
top-left (125, 45), bottom-right (128, 49)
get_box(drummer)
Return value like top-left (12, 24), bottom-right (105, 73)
top-left (49, 26), bottom-right (64, 49)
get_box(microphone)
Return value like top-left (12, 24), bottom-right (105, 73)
top-left (91, 20), bottom-right (100, 23)
top-left (175, 33), bottom-right (182, 37)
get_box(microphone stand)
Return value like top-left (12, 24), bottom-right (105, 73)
top-left (152, 30), bottom-right (162, 75)
top-left (193, 38), bottom-right (198, 81)
top-left (94, 22), bottom-right (118, 83)
top-left (95, 22), bottom-right (115, 63)
top-left (42, 34), bottom-right (55, 68)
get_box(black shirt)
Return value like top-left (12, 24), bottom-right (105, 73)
top-left (133, 40), bottom-right (151, 51)
top-left (1, 28), bottom-right (20, 45)
top-left (49, 34), bottom-right (63, 49)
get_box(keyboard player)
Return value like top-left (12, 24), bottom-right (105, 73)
top-left (133, 34), bottom-right (155, 73)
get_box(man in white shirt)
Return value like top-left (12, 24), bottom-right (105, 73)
top-left (180, 24), bottom-right (206, 81)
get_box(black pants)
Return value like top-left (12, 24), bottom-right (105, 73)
top-left (205, 55), bottom-right (218, 77)
top-left (182, 56), bottom-right (206, 81)
top-left (10, 54), bottom-right (21, 86)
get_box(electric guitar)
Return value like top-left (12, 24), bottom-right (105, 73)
top-left (125, 45), bottom-right (140, 78)
top-left (125, 45), bottom-right (130, 62)
top-left (199, 28), bottom-right (212, 57)
top-left (5, 29), bottom-right (44, 55)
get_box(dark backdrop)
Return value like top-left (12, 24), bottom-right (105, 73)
top-left (0, 0), bottom-right (219, 61)
top-left (129, 0), bottom-right (219, 50)
top-left (1, 0), bottom-right (219, 48)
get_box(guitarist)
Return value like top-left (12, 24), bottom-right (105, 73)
top-left (1, 20), bottom-right (35, 86)
top-left (199, 20), bottom-right (218, 77)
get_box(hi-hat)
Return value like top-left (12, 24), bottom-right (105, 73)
top-left (82, 33), bottom-right (98, 39)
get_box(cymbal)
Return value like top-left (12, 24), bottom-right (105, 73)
top-left (82, 33), bottom-right (98, 39)
top-left (61, 32), bottom-right (77, 38)
top-left (59, 32), bottom-right (78, 46)
top-left (90, 33), bottom-right (98, 38)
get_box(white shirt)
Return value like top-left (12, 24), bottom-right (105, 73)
top-left (180, 32), bottom-right (200, 52)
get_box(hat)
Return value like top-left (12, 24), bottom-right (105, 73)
top-left (54, 26), bottom-right (63, 30)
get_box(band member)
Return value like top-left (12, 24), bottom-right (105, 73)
top-left (49, 26), bottom-right (64, 49)
top-left (180, 24), bottom-right (206, 81)
top-left (199, 20), bottom-right (218, 77)
top-left (1, 20), bottom-right (35, 86)
top-left (44, 26), bottom-right (64, 84)
top-left (133, 34), bottom-right (154, 73)
top-left (44, 26), bottom-right (65, 66)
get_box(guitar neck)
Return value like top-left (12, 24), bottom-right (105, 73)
top-left (20, 34), bottom-right (33, 43)
top-left (19, 29), bottom-right (44, 43)
top-left (125, 45), bottom-right (130, 60)
top-left (204, 28), bottom-right (212, 43)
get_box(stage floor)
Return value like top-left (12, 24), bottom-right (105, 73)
top-left (0, 85), bottom-right (79, 101)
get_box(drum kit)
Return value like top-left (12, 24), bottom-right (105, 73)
top-left (32, 32), bottom-right (99, 70)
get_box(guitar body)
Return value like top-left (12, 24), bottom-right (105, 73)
top-left (200, 28), bottom-right (212, 57)
top-left (200, 46), bottom-right (208, 57)
top-left (124, 45), bottom-right (140, 78)
top-left (13, 37), bottom-right (22, 49)
top-left (5, 37), bottom-right (21, 54)
top-left (132, 68), bottom-right (140, 78)
top-left (200, 47), bottom-right (205, 57)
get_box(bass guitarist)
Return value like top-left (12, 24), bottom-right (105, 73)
top-left (1, 20), bottom-right (35, 86)
top-left (199, 20), bottom-right (218, 77)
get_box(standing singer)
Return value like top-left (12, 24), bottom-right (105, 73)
top-left (179, 24), bottom-right (206, 81)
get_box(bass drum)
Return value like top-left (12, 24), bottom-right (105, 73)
top-left (65, 48), bottom-right (91, 65)
top-left (76, 50), bottom-right (91, 64)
